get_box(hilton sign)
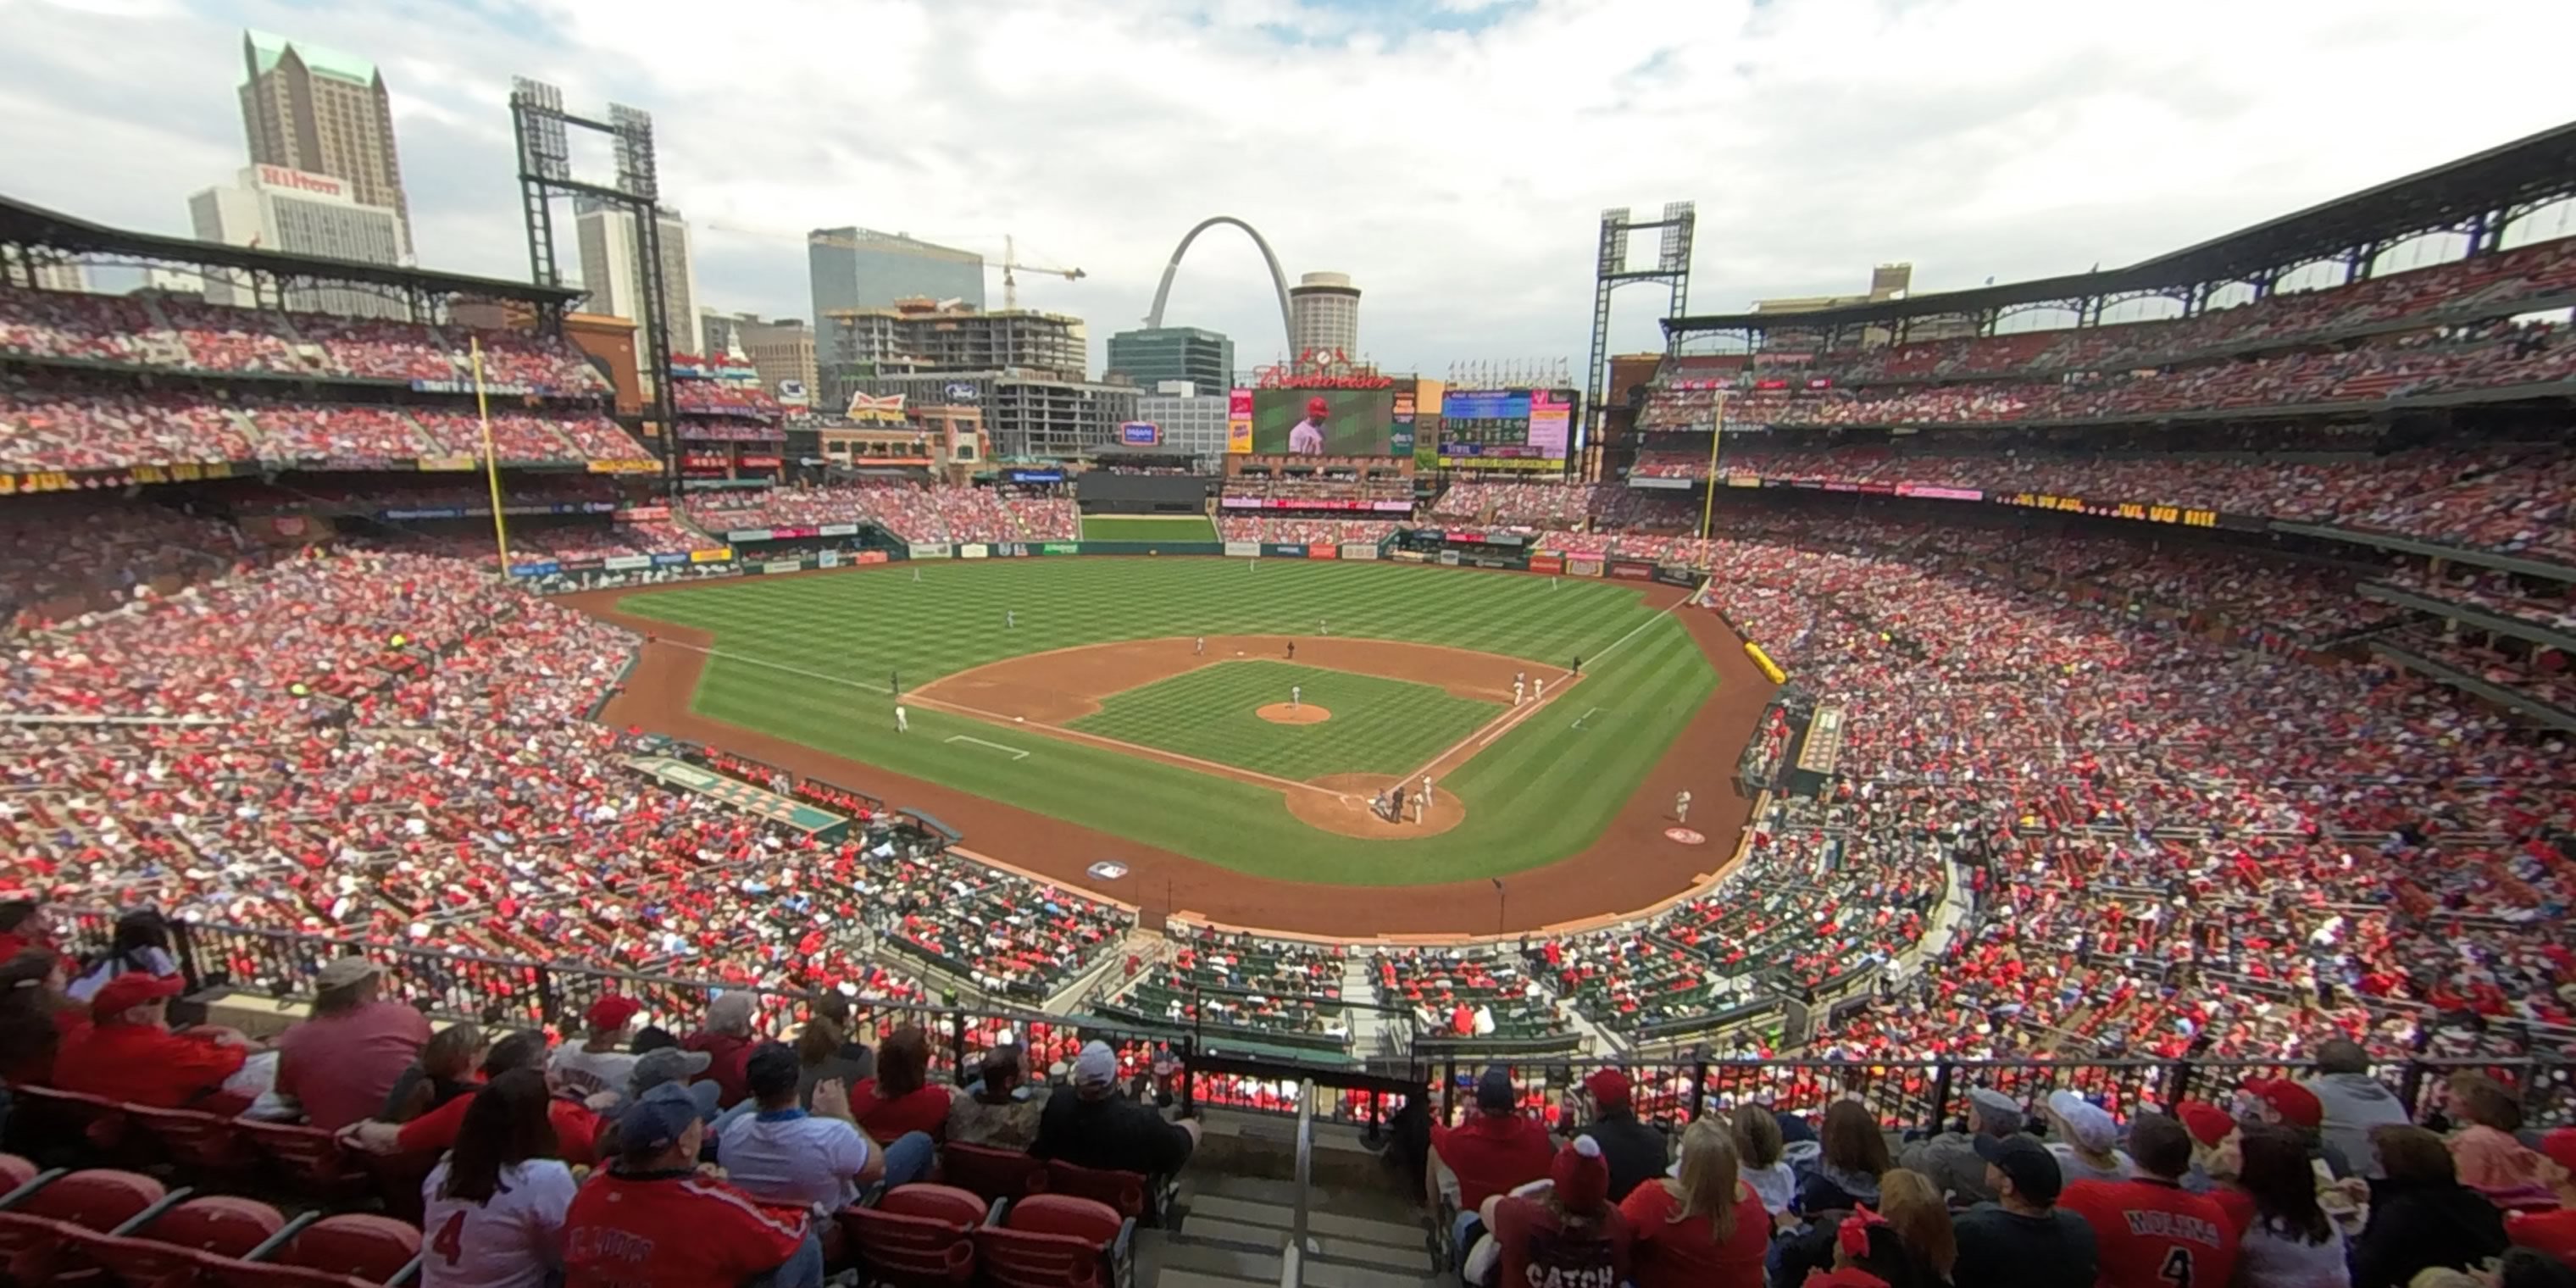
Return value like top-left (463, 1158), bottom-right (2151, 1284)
top-left (254, 164), bottom-right (347, 200)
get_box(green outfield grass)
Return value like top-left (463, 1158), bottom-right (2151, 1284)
top-left (611, 558), bottom-right (1715, 884)
top-left (1079, 515), bottom-right (1219, 542)
top-left (1071, 661), bottom-right (1497, 780)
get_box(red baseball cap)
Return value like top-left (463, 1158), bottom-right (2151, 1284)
top-left (586, 995), bottom-right (644, 1032)
top-left (90, 972), bottom-right (183, 1019)
top-left (2540, 1128), bottom-right (2576, 1174)
top-left (1306, 397), bottom-right (1329, 418)
top-left (2243, 1079), bottom-right (2323, 1129)
top-left (1582, 1068), bottom-right (1632, 1110)
top-left (2176, 1099), bottom-right (2239, 1148)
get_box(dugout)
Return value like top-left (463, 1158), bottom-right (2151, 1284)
top-left (1389, 525), bottom-right (1532, 570)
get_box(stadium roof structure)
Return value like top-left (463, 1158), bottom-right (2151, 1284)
top-left (0, 192), bottom-right (582, 309)
top-left (1666, 118), bottom-right (2576, 342)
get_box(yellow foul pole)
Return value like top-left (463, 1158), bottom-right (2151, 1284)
top-left (1697, 389), bottom-right (1727, 541)
top-left (471, 336), bottom-right (512, 575)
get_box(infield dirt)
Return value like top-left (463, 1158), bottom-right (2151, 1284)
top-left (560, 567), bottom-right (1772, 939)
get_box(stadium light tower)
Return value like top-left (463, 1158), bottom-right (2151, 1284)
top-left (510, 78), bottom-right (681, 497)
top-left (1583, 202), bottom-right (1694, 456)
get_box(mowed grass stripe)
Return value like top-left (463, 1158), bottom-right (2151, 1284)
top-left (619, 560), bottom-right (1717, 883)
top-left (1071, 661), bottom-right (1497, 780)
top-left (1080, 516), bottom-right (1220, 542)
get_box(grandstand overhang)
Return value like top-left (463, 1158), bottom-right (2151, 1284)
top-left (0, 193), bottom-right (583, 315)
top-left (1663, 118), bottom-right (2576, 352)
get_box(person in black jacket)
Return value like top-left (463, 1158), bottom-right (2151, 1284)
top-left (2349, 1124), bottom-right (2507, 1288)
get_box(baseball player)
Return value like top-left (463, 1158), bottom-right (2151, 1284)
top-left (895, 705), bottom-right (908, 733)
top-left (1674, 790), bottom-right (1692, 824)
top-left (912, 566), bottom-right (920, 582)
top-left (1006, 610), bottom-right (1016, 630)
top-left (1194, 636), bottom-right (1205, 656)
top-left (1513, 677), bottom-right (1526, 706)
top-left (1286, 641), bottom-right (1296, 661)
top-left (1413, 778), bottom-right (1431, 823)
top-left (1319, 618), bottom-right (1329, 636)
top-left (1291, 684), bottom-right (1302, 711)
top-left (1534, 676), bottom-right (1546, 702)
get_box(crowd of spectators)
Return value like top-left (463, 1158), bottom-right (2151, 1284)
top-left (1215, 515), bottom-right (1400, 545)
top-left (1430, 480), bottom-right (1618, 527)
top-left (689, 482), bottom-right (1075, 544)
top-left (2, 378), bottom-right (651, 471)
top-left (1106, 927), bottom-right (1352, 1045)
top-left (0, 286), bottom-right (606, 393)
top-left (0, 497), bottom-right (243, 627)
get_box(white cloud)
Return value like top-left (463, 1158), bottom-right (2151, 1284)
top-left (2, 0), bottom-right (2572, 378)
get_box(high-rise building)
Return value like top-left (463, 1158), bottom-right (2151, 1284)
top-left (823, 299), bottom-right (1128, 458)
top-left (1135, 380), bottom-right (1231, 460)
top-left (702, 309), bottom-right (819, 409)
top-left (1106, 325), bottom-right (1233, 394)
top-left (1752, 263), bottom-right (1972, 345)
top-left (808, 227), bottom-right (985, 318)
top-left (575, 198), bottom-right (702, 362)
top-left (237, 30), bottom-right (410, 256)
top-left (1289, 271), bottom-right (1361, 364)
top-left (187, 164), bottom-right (405, 316)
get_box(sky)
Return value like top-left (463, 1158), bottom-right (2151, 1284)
top-left (4, 0), bottom-right (2576, 379)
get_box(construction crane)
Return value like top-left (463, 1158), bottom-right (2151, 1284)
top-left (704, 223), bottom-right (1084, 310)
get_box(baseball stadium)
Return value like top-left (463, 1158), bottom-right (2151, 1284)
top-left (3, 87), bottom-right (2576, 1288)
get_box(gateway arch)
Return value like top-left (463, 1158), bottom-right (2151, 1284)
top-left (1145, 216), bottom-right (1295, 357)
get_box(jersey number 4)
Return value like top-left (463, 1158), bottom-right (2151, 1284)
top-left (2158, 1247), bottom-right (2194, 1286)
top-left (432, 1212), bottom-right (468, 1266)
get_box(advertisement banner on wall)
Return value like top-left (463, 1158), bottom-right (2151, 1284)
top-left (1569, 557), bottom-right (1604, 577)
top-left (853, 551), bottom-right (890, 565)
top-left (1391, 550), bottom-right (1429, 564)
top-left (1263, 543), bottom-right (1307, 558)
top-left (604, 554), bottom-right (652, 572)
top-left (1652, 565), bottom-right (1702, 587)
top-left (763, 559), bottom-right (802, 575)
top-left (817, 550), bottom-right (842, 569)
top-left (819, 523), bottom-right (859, 537)
top-left (1627, 476), bottom-right (1695, 491)
top-left (910, 542), bottom-right (953, 559)
top-left (1224, 541), bottom-right (1261, 558)
top-left (1529, 553), bottom-right (1566, 575)
top-left (1339, 543), bottom-right (1380, 561)
top-left (959, 543), bottom-right (990, 559)
top-left (1609, 560), bottom-right (1655, 580)
top-left (691, 547), bottom-right (734, 564)
top-left (652, 552), bottom-right (691, 567)
top-left (1226, 388), bottom-right (1253, 454)
top-left (508, 561), bottom-right (560, 578)
top-left (1307, 543), bottom-right (1339, 559)
top-left (1042, 542), bottom-right (1082, 556)
top-left (1438, 551), bottom-right (1462, 566)
top-left (727, 529), bottom-right (774, 544)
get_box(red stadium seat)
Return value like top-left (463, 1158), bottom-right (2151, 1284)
top-left (839, 1184), bottom-right (985, 1287)
top-left (0, 1169), bottom-right (176, 1287)
top-left (973, 1194), bottom-right (1128, 1288)
top-left (83, 1197), bottom-right (296, 1288)
top-left (0, 1154), bottom-right (41, 1194)
top-left (939, 1141), bottom-right (1043, 1204)
top-left (122, 1104), bottom-right (259, 1176)
top-left (1030, 1161), bottom-right (1151, 1223)
top-left (14, 1086), bottom-right (134, 1154)
top-left (273, 1215), bottom-right (420, 1285)
top-left (235, 1122), bottom-right (364, 1202)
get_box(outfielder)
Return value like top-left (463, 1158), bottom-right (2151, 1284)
top-left (1006, 610), bottom-right (1016, 630)
top-left (1674, 790), bottom-right (1692, 824)
top-left (895, 705), bottom-right (908, 733)
top-left (1319, 618), bottom-right (1329, 636)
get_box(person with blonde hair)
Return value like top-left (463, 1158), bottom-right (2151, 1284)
top-left (1875, 1169), bottom-right (1959, 1285)
top-left (1733, 1102), bottom-right (1797, 1213)
top-left (1621, 1118), bottom-right (1768, 1287)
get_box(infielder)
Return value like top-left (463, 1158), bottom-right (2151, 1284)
top-left (1291, 684), bottom-right (1302, 711)
top-left (1534, 676), bottom-right (1546, 702)
top-left (1513, 677), bottom-right (1526, 706)
top-left (895, 705), bottom-right (908, 733)
top-left (1194, 636), bottom-right (1205, 656)
top-left (1675, 790), bottom-right (1692, 824)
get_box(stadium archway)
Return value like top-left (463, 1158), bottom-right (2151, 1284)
top-left (1145, 216), bottom-right (1295, 359)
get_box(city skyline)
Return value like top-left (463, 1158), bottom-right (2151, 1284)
top-left (3, 0), bottom-right (2573, 376)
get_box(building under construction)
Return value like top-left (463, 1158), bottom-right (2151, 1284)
top-left (820, 298), bottom-right (1132, 458)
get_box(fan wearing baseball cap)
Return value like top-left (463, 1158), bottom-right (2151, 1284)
top-left (1429, 1068), bottom-right (1556, 1256)
top-left (1571, 1068), bottom-right (1668, 1203)
top-left (547, 995), bottom-right (646, 1102)
top-left (2042, 1090), bottom-right (2135, 1185)
top-left (52, 971), bottom-right (264, 1113)
top-left (1484, 1135), bottom-right (1635, 1288)
top-left (274, 956), bottom-right (430, 1132)
top-left (563, 1082), bottom-right (818, 1288)
top-left (2242, 1078), bottom-right (2361, 1179)
top-left (1953, 1132), bottom-right (2099, 1288)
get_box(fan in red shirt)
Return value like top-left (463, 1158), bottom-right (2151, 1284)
top-left (847, 1026), bottom-right (952, 1145)
top-left (1433, 1068), bottom-right (1557, 1213)
top-left (1621, 1118), bottom-right (1769, 1288)
top-left (680, 993), bottom-right (761, 1110)
top-left (2058, 1113), bottom-right (2239, 1288)
top-left (52, 974), bottom-right (260, 1113)
top-left (564, 1081), bottom-right (816, 1288)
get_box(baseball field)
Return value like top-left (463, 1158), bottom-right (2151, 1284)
top-left (569, 558), bottom-right (1767, 935)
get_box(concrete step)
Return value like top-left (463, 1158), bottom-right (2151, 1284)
top-left (1184, 1194), bottom-right (1424, 1256)
top-left (1141, 1231), bottom-right (1441, 1288)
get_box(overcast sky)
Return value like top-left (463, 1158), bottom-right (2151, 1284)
top-left (5, 0), bottom-right (2574, 376)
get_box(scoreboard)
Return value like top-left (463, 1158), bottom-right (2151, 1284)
top-left (1437, 388), bottom-right (1574, 471)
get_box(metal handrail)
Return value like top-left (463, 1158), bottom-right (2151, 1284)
top-left (1285, 1078), bottom-right (1314, 1288)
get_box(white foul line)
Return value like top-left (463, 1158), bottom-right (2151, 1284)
top-left (1571, 706), bottom-right (1602, 730)
top-left (945, 735), bottom-right (1030, 761)
top-left (1403, 579), bottom-right (1699, 782)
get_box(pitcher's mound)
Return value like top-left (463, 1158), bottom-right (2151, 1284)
top-left (1289, 773), bottom-right (1467, 839)
top-left (1257, 702), bottom-right (1330, 725)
